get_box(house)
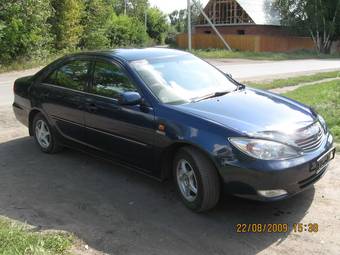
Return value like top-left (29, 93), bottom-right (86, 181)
top-left (194, 0), bottom-right (288, 36)
top-left (176, 0), bottom-right (316, 52)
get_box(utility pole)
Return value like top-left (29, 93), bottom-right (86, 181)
top-left (187, 0), bottom-right (192, 51)
top-left (124, 0), bottom-right (127, 15)
top-left (145, 10), bottom-right (147, 31)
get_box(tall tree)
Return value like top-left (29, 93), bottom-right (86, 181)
top-left (0, 0), bottom-right (53, 63)
top-left (275, 0), bottom-right (340, 53)
top-left (169, 9), bottom-right (186, 33)
top-left (81, 0), bottom-right (115, 49)
top-left (146, 7), bottom-right (169, 44)
top-left (169, 0), bottom-right (203, 33)
top-left (51, 0), bottom-right (85, 50)
top-left (115, 0), bottom-right (149, 21)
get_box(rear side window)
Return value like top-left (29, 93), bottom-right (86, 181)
top-left (44, 60), bottom-right (91, 91)
top-left (90, 61), bottom-right (137, 99)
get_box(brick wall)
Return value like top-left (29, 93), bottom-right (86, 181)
top-left (194, 25), bottom-right (291, 36)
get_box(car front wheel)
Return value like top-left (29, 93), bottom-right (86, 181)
top-left (174, 147), bottom-right (221, 212)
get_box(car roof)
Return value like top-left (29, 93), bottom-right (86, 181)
top-left (68, 48), bottom-right (189, 62)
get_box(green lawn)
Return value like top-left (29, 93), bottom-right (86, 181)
top-left (283, 80), bottom-right (340, 150)
top-left (247, 71), bottom-right (340, 90)
top-left (193, 49), bottom-right (340, 61)
top-left (0, 218), bottom-right (73, 255)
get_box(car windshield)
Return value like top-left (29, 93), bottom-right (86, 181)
top-left (130, 54), bottom-right (237, 104)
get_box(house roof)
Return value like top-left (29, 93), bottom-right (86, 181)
top-left (235, 0), bottom-right (280, 25)
top-left (200, 0), bottom-right (281, 26)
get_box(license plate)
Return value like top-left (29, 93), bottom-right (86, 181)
top-left (316, 148), bottom-right (336, 174)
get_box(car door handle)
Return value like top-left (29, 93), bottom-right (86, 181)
top-left (86, 103), bottom-right (98, 113)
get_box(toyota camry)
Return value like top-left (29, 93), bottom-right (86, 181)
top-left (13, 48), bottom-right (335, 212)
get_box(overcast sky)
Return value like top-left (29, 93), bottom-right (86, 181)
top-left (149, 0), bottom-right (209, 14)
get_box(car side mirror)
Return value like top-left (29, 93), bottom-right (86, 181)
top-left (118, 91), bottom-right (142, 106)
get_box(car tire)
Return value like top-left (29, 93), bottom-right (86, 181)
top-left (173, 147), bottom-right (221, 212)
top-left (33, 113), bottom-right (62, 153)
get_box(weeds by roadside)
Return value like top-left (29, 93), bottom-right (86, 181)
top-left (0, 217), bottom-right (74, 255)
top-left (0, 54), bottom-right (63, 74)
top-left (193, 49), bottom-right (340, 61)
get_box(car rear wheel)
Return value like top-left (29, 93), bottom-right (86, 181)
top-left (174, 147), bottom-right (221, 212)
top-left (33, 113), bottom-right (62, 153)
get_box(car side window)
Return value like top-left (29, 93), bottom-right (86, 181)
top-left (44, 60), bottom-right (91, 91)
top-left (90, 61), bottom-right (137, 99)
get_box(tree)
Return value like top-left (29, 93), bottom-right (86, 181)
top-left (108, 14), bottom-right (149, 47)
top-left (169, 9), bottom-right (186, 33)
top-left (51, 0), bottom-right (85, 50)
top-left (274, 0), bottom-right (340, 53)
top-left (0, 0), bottom-right (53, 63)
top-left (115, 0), bottom-right (149, 21)
top-left (169, 0), bottom-right (203, 33)
top-left (81, 0), bottom-right (115, 49)
top-left (146, 7), bottom-right (169, 44)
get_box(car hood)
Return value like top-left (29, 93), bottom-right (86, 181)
top-left (174, 88), bottom-right (316, 135)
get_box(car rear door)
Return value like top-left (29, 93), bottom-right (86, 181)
top-left (37, 59), bottom-right (91, 143)
top-left (83, 59), bottom-right (155, 172)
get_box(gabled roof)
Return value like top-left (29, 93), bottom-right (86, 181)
top-left (237, 0), bottom-right (280, 25)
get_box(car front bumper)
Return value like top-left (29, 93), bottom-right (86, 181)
top-left (218, 133), bottom-right (335, 201)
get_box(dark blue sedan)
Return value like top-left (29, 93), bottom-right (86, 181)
top-left (13, 48), bottom-right (335, 212)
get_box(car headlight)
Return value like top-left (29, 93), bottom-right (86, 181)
top-left (229, 138), bottom-right (301, 160)
top-left (318, 114), bottom-right (327, 132)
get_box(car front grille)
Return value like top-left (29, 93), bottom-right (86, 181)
top-left (294, 122), bottom-right (324, 152)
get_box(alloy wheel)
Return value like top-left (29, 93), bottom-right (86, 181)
top-left (35, 119), bottom-right (51, 149)
top-left (176, 159), bottom-right (198, 202)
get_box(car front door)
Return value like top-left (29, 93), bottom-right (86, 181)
top-left (37, 59), bottom-right (90, 143)
top-left (83, 60), bottom-right (155, 172)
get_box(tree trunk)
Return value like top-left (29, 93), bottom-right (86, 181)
top-left (320, 43), bottom-right (332, 54)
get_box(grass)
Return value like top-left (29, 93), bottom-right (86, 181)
top-left (193, 49), bottom-right (340, 61)
top-left (247, 71), bottom-right (340, 90)
top-left (283, 80), bottom-right (340, 150)
top-left (0, 54), bottom-right (64, 74)
top-left (0, 218), bottom-right (74, 255)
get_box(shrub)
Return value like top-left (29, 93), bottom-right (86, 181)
top-left (108, 15), bottom-right (149, 47)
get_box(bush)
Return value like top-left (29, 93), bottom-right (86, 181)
top-left (108, 15), bottom-right (149, 47)
top-left (0, 1), bottom-right (53, 64)
top-left (165, 26), bottom-right (179, 46)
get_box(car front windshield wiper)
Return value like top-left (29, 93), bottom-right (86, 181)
top-left (191, 91), bottom-right (231, 103)
top-left (235, 83), bottom-right (246, 91)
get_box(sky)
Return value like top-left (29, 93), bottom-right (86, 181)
top-left (149, 0), bottom-right (209, 14)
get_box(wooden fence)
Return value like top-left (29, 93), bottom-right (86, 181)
top-left (176, 33), bottom-right (315, 52)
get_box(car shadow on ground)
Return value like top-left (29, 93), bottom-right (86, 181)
top-left (0, 137), bottom-right (315, 255)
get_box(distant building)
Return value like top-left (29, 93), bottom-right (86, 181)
top-left (177, 0), bottom-right (317, 52)
top-left (195, 0), bottom-right (289, 36)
